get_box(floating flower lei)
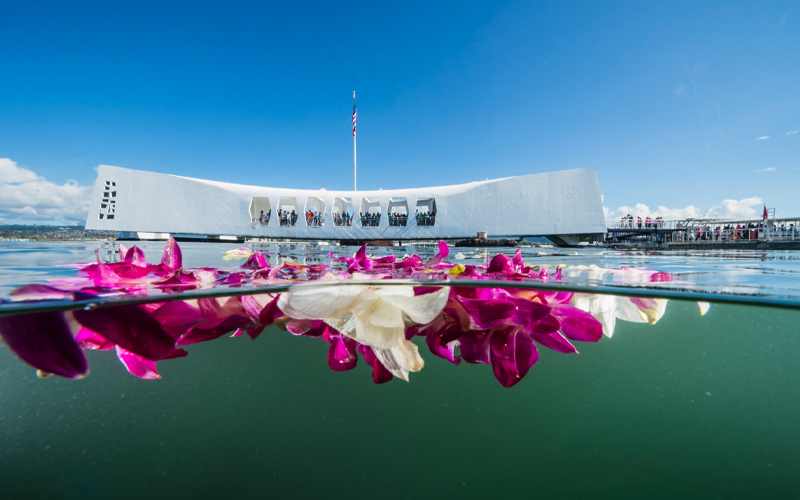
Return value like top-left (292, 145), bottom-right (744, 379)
top-left (0, 239), bottom-right (709, 388)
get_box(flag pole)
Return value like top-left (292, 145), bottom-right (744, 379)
top-left (353, 91), bottom-right (357, 191)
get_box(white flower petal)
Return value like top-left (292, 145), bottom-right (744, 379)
top-left (374, 339), bottom-right (425, 382)
top-left (353, 305), bottom-right (405, 350)
top-left (324, 314), bottom-right (356, 338)
top-left (645, 299), bottom-right (668, 324)
top-left (374, 286), bottom-right (415, 298)
top-left (368, 298), bottom-right (406, 329)
top-left (615, 298), bottom-right (649, 323)
top-left (572, 294), bottom-right (619, 338)
top-left (279, 285), bottom-right (373, 320)
top-left (378, 286), bottom-right (450, 325)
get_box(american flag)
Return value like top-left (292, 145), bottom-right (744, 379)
top-left (352, 97), bottom-right (357, 137)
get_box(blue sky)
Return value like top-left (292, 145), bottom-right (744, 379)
top-left (1, 1), bottom-right (799, 224)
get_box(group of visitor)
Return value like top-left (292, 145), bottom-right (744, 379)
top-left (278, 210), bottom-right (297, 227)
top-left (360, 212), bottom-right (380, 227)
top-left (305, 210), bottom-right (324, 227)
top-left (255, 208), bottom-right (446, 229)
top-left (415, 211), bottom-right (435, 226)
top-left (619, 214), bottom-right (664, 229)
top-left (772, 223), bottom-right (798, 240)
top-left (333, 211), bottom-right (353, 226)
top-left (678, 223), bottom-right (780, 242)
top-left (389, 213), bottom-right (408, 226)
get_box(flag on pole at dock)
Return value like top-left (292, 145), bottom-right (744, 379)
top-left (763, 205), bottom-right (768, 222)
top-left (352, 96), bottom-right (357, 137)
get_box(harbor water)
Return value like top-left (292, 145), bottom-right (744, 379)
top-left (1, 241), bottom-right (800, 499)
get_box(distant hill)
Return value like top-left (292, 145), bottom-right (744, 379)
top-left (0, 225), bottom-right (117, 240)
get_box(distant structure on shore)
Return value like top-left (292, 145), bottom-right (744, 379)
top-left (84, 165), bottom-right (606, 245)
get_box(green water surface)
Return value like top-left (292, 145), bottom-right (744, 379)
top-left (1, 300), bottom-right (799, 499)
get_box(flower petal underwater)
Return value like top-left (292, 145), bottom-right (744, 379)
top-left (0, 239), bottom-right (709, 387)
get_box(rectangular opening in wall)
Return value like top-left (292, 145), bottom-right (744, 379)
top-left (277, 197), bottom-right (298, 227)
top-left (304, 197), bottom-right (326, 227)
top-left (388, 198), bottom-right (409, 227)
top-left (359, 197), bottom-right (382, 227)
top-left (333, 197), bottom-right (354, 227)
top-left (415, 198), bottom-right (437, 227)
top-left (98, 180), bottom-right (118, 221)
top-left (249, 197), bottom-right (272, 226)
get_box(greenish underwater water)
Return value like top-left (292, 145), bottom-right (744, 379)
top-left (1, 300), bottom-right (799, 499)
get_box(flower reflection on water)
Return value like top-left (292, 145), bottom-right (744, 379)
top-left (0, 238), bottom-right (709, 388)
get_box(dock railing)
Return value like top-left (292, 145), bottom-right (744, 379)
top-left (606, 216), bottom-right (800, 243)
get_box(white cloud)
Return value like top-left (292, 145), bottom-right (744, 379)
top-left (0, 158), bottom-right (39, 183)
top-left (756, 167), bottom-right (777, 172)
top-left (612, 197), bottom-right (763, 220)
top-left (674, 85), bottom-right (685, 95)
top-left (788, 130), bottom-right (799, 135)
top-left (756, 136), bottom-right (770, 140)
top-left (614, 203), bottom-right (702, 220)
top-left (0, 158), bottom-right (92, 225)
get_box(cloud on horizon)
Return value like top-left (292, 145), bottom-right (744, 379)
top-left (756, 136), bottom-right (770, 140)
top-left (605, 197), bottom-right (764, 220)
top-left (0, 158), bottom-right (92, 225)
top-left (756, 167), bottom-right (777, 172)
top-left (788, 130), bottom-right (799, 135)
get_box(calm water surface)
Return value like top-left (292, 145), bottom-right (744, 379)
top-left (1, 241), bottom-right (799, 499)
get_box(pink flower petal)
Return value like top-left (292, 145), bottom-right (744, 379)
top-left (115, 346), bottom-right (160, 379)
top-left (0, 311), bottom-right (88, 379)
top-left (327, 332), bottom-right (358, 371)
top-left (552, 304), bottom-right (603, 343)
top-left (75, 327), bottom-right (115, 350)
top-left (456, 297), bottom-right (517, 330)
top-left (489, 327), bottom-right (539, 388)
top-left (160, 237), bottom-right (183, 271)
top-left (358, 344), bottom-right (393, 384)
top-left (73, 304), bottom-right (178, 360)
top-left (10, 284), bottom-right (72, 301)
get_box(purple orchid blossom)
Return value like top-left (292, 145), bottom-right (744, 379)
top-left (407, 285), bottom-right (603, 388)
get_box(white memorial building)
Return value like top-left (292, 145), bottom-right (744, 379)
top-left (85, 165), bottom-right (606, 246)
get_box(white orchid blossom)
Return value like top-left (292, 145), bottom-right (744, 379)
top-left (571, 293), bottom-right (669, 338)
top-left (278, 284), bottom-right (450, 381)
top-left (565, 265), bottom-right (711, 337)
top-left (572, 294), bottom-right (713, 338)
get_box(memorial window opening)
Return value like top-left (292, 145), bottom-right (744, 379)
top-left (277, 197), bottom-right (299, 227)
top-left (360, 198), bottom-right (382, 227)
top-left (304, 197), bottom-right (326, 227)
top-left (333, 197), bottom-right (354, 227)
top-left (415, 198), bottom-right (437, 227)
top-left (388, 198), bottom-right (409, 227)
top-left (249, 197), bottom-right (272, 226)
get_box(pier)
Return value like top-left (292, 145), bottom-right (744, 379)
top-left (606, 213), bottom-right (800, 250)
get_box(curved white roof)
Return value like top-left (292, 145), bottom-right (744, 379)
top-left (85, 165), bottom-right (606, 240)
